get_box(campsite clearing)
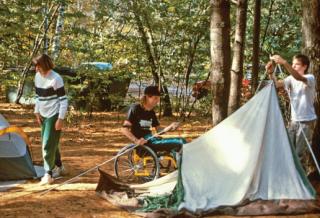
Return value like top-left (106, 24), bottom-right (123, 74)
top-left (0, 102), bottom-right (320, 217)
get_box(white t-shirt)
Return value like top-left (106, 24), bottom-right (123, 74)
top-left (283, 74), bottom-right (317, 122)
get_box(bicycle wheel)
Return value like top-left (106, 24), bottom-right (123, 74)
top-left (114, 145), bottom-right (160, 184)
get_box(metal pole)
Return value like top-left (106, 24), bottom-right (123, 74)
top-left (39, 127), bottom-right (171, 196)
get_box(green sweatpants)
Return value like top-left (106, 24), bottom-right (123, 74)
top-left (41, 114), bottom-right (61, 173)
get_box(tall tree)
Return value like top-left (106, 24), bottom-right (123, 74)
top-left (52, 1), bottom-right (66, 60)
top-left (129, 1), bottom-right (174, 116)
top-left (43, 1), bottom-right (49, 54)
top-left (251, 0), bottom-right (261, 94)
top-left (301, 0), bottom-right (320, 159)
top-left (15, 4), bottom-right (60, 103)
top-left (228, 0), bottom-right (248, 114)
top-left (210, 0), bottom-right (231, 126)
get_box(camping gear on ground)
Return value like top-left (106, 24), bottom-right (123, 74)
top-left (0, 114), bottom-right (37, 180)
top-left (96, 82), bottom-right (319, 216)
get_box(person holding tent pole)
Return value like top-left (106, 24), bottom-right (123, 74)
top-left (265, 54), bottom-right (317, 174)
top-left (121, 85), bottom-right (185, 158)
top-left (33, 54), bottom-right (68, 185)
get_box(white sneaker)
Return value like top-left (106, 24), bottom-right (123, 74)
top-left (52, 166), bottom-right (67, 178)
top-left (39, 173), bottom-right (54, 185)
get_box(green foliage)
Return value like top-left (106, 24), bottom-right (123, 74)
top-left (245, 0), bottom-right (302, 64)
top-left (0, 0), bottom-right (306, 117)
top-left (66, 64), bottom-right (131, 115)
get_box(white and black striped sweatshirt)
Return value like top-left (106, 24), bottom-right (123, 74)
top-left (34, 70), bottom-right (68, 119)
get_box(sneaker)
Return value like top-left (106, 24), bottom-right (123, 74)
top-left (39, 173), bottom-right (54, 185)
top-left (52, 165), bottom-right (67, 178)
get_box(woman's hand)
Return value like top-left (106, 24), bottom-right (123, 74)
top-left (55, 119), bottom-right (64, 131)
top-left (35, 113), bottom-right (42, 126)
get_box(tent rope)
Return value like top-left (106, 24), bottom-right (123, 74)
top-left (39, 126), bottom-right (173, 196)
top-left (255, 69), bottom-right (268, 95)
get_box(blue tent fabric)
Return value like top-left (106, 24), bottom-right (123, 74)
top-left (82, 62), bottom-right (112, 71)
top-left (0, 114), bottom-right (37, 181)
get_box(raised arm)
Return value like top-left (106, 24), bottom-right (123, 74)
top-left (270, 55), bottom-right (307, 83)
top-left (265, 61), bottom-right (284, 88)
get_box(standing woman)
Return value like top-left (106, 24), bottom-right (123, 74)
top-left (33, 54), bottom-right (68, 185)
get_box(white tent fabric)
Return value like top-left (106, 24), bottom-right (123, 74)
top-left (179, 83), bottom-right (314, 212)
top-left (130, 171), bottom-right (178, 195)
top-left (129, 83), bottom-right (315, 212)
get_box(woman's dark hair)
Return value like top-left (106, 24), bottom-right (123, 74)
top-left (32, 54), bottom-right (54, 72)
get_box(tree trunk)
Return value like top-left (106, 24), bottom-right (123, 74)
top-left (15, 4), bottom-right (60, 104)
top-left (179, 34), bottom-right (202, 117)
top-left (251, 0), bottom-right (261, 94)
top-left (301, 0), bottom-right (320, 164)
top-left (52, 2), bottom-right (65, 60)
top-left (210, 0), bottom-right (231, 126)
top-left (132, 6), bottom-right (159, 84)
top-left (260, 0), bottom-right (275, 50)
top-left (131, 1), bottom-right (173, 116)
top-left (43, 2), bottom-right (49, 54)
top-left (228, 0), bottom-right (248, 115)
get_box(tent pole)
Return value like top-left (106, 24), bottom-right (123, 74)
top-left (298, 122), bottom-right (320, 175)
top-left (39, 144), bottom-right (139, 196)
top-left (39, 127), bottom-right (173, 196)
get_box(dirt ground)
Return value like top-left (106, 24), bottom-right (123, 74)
top-left (0, 101), bottom-right (320, 218)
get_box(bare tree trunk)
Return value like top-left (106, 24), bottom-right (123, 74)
top-left (301, 0), bottom-right (320, 164)
top-left (210, 0), bottom-right (231, 126)
top-left (260, 0), bottom-right (275, 50)
top-left (131, 3), bottom-right (159, 83)
top-left (251, 0), bottom-right (261, 94)
top-left (43, 1), bottom-right (49, 54)
top-left (228, 0), bottom-right (248, 115)
top-left (52, 2), bottom-right (65, 60)
top-left (179, 34), bottom-right (203, 117)
top-left (185, 35), bottom-right (202, 91)
top-left (131, 1), bottom-right (173, 116)
top-left (15, 4), bottom-right (60, 104)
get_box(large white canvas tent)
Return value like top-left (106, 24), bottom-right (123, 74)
top-left (0, 114), bottom-right (37, 180)
top-left (96, 83), bottom-right (317, 215)
top-left (179, 82), bottom-right (314, 211)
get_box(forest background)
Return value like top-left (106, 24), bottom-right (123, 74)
top-left (0, 0), bottom-right (319, 148)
